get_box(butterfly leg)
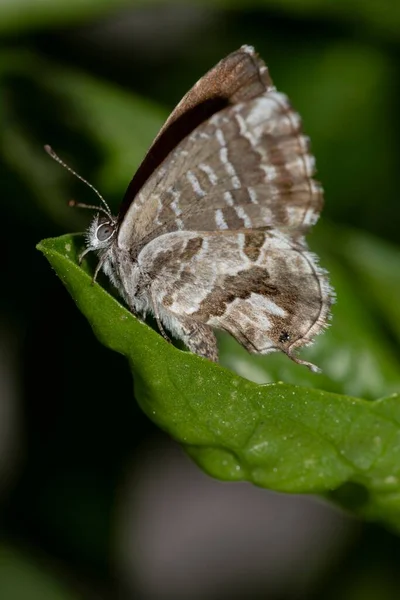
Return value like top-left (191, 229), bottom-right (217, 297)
top-left (282, 349), bottom-right (321, 373)
top-left (152, 302), bottom-right (172, 343)
top-left (177, 317), bottom-right (219, 362)
top-left (157, 309), bottom-right (219, 362)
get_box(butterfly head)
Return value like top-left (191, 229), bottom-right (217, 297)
top-left (78, 212), bottom-right (118, 282)
top-left (79, 212), bottom-right (118, 277)
top-left (86, 213), bottom-right (117, 252)
top-left (43, 145), bottom-right (118, 264)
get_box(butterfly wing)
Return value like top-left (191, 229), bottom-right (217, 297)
top-left (118, 46), bottom-right (322, 252)
top-left (118, 44), bottom-right (272, 223)
top-left (138, 230), bottom-right (332, 360)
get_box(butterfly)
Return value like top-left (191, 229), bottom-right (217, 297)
top-left (46, 45), bottom-right (334, 372)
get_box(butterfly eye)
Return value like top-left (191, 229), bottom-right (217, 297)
top-left (96, 223), bottom-right (114, 242)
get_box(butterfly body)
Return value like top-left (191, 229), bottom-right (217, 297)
top-left (80, 45), bottom-right (334, 372)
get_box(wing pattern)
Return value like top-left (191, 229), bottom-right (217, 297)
top-left (108, 46), bottom-right (333, 371)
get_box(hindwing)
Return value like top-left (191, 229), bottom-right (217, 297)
top-left (137, 229), bottom-right (332, 359)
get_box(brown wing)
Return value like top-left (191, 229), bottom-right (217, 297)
top-left (118, 45), bottom-right (272, 222)
top-left (118, 46), bottom-right (323, 252)
top-left (138, 229), bottom-right (333, 360)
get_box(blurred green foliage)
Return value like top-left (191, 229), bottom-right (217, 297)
top-left (0, 545), bottom-right (78, 599)
top-left (2, 0), bottom-right (400, 598)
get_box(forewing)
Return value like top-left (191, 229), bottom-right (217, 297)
top-left (118, 45), bottom-right (272, 224)
top-left (119, 89), bottom-right (322, 253)
top-left (138, 230), bottom-right (332, 355)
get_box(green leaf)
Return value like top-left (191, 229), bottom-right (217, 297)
top-left (212, 0), bottom-right (400, 40)
top-left (2, 0), bottom-right (400, 40)
top-left (50, 68), bottom-right (166, 195)
top-left (336, 230), bottom-right (400, 345)
top-left (37, 234), bottom-right (400, 531)
top-left (282, 41), bottom-right (396, 237)
top-left (0, 544), bottom-right (78, 599)
top-left (0, 50), bottom-right (165, 226)
top-left (0, 0), bottom-right (133, 34)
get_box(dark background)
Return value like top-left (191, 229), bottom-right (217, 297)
top-left (1, 1), bottom-right (400, 598)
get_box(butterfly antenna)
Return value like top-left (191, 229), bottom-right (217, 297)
top-left (44, 145), bottom-right (113, 218)
top-left (66, 199), bottom-right (111, 219)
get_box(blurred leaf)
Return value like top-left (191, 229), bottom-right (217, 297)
top-left (37, 234), bottom-right (400, 531)
top-left (337, 231), bottom-right (400, 345)
top-left (51, 69), bottom-right (165, 195)
top-left (0, 544), bottom-right (78, 599)
top-left (282, 41), bottom-right (397, 239)
top-left (1, 0), bottom-right (399, 40)
top-left (1, 123), bottom-right (75, 227)
top-left (0, 0), bottom-right (133, 34)
top-left (220, 0), bottom-right (400, 39)
top-left (0, 50), bottom-right (165, 226)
